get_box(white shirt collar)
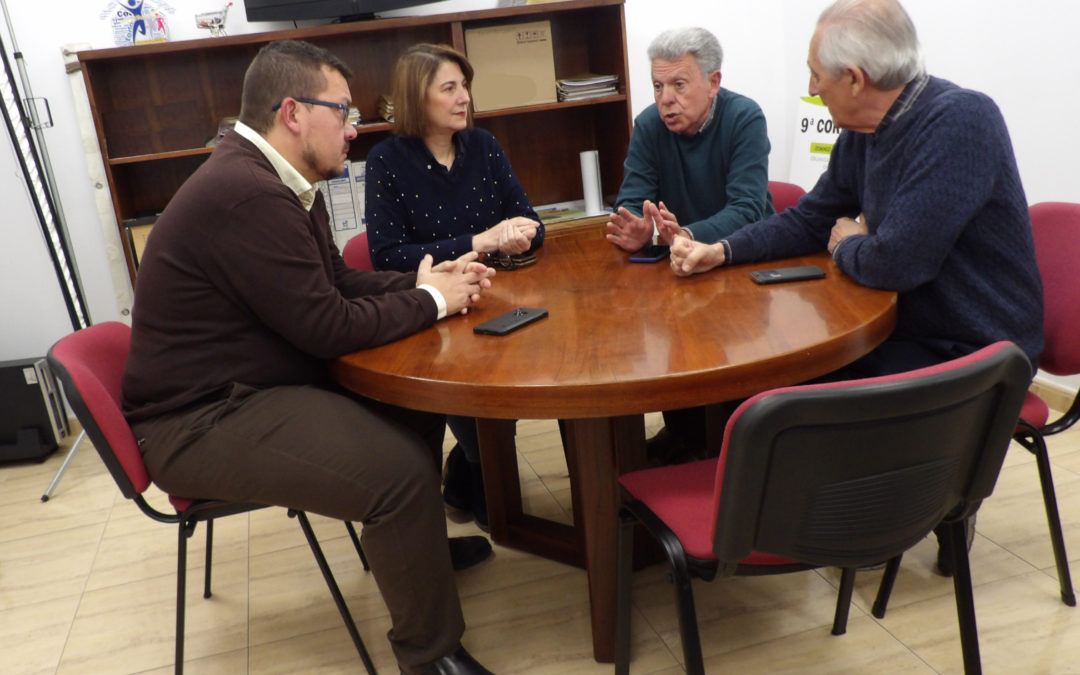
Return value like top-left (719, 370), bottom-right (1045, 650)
top-left (234, 120), bottom-right (317, 211)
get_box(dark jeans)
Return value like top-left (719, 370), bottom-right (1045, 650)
top-left (132, 383), bottom-right (461, 672)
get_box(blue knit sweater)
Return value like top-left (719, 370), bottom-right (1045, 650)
top-left (725, 76), bottom-right (1043, 364)
top-left (615, 88), bottom-right (774, 243)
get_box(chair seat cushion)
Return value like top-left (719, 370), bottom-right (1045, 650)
top-left (1019, 390), bottom-right (1050, 432)
top-left (620, 458), bottom-right (794, 565)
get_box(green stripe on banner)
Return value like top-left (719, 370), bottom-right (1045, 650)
top-left (810, 142), bottom-right (834, 155)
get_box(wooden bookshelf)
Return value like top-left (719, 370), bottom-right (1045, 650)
top-left (76, 0), bottom-right (632, 281)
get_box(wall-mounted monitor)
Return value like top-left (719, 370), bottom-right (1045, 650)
top-left (244, 0), bottom-right (447, 22)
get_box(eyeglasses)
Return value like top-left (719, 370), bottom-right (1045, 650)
top-left (272, 97), bottom-right (353, 127)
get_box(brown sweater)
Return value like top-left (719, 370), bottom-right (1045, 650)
top-left (123, 132), bottom-right (437, 421)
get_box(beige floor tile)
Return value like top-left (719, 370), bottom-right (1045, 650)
top-left (6, 410), bottom-right (1080, 673)
top-left (702, 614), bottom-right (933, 674)
top-left (882, 569), bottom-right (1080, 674)
top-left (0, 523), bottom-right (103, 609)
top-left (0, 594), bottom-right (81, 675)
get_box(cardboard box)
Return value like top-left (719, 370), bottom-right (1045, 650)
top-left (465, 20), bottom-right (557, 112)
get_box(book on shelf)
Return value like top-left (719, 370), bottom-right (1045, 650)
top-left (377, 95), bottom-right (395, 123)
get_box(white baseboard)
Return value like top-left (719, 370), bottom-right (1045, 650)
top-left (1031, 376), bottom-right (1078, 414)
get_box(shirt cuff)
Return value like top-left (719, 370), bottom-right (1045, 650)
top-left (417, 283), bottom-right (447, 320)
top-left (720, 239), bottom-right (733, 265)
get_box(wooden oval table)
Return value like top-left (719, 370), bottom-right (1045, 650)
top-left (333, 227), bottom-right (897, 662)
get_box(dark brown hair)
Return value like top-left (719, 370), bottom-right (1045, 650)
top-left (390, 43), bottom-right (474, 138)
top-left (239, 39), bottom-right (353, 134)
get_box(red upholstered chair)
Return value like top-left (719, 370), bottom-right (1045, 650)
top-left (343, 230), bottom-right (373, 271)
top-left (768, 180), bottom-right (806, 213)
top-left (1010, 201), bottom-right (1080, 606)
top-left (47, 322), bottom-right (376, 675)
top-left (615, 342), bottom-right (1032, 675)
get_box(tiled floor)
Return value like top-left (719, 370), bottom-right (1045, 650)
top-left (3, 411), bottom-right (1080, 674)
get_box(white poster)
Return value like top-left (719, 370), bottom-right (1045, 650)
top-left (787, 95), bottom-right (841, 192)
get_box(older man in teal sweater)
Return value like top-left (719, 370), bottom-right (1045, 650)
top-left (607, 27), bottom-right (775, 460)
top-left (606, 27), bottom-right (774, 252)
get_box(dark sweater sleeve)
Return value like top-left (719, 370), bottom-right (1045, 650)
top-left (207, 189), bottom-right (436, 358)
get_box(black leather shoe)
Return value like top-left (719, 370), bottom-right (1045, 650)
top-left (646, 427), bottom-right (706, 466)
top-left (419, 645), bottom-right (493, 675)
top-left (448, 535), bottom-right (492, 571)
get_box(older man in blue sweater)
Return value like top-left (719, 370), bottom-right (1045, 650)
top-left (667, 0), bottom-right (1043, 574)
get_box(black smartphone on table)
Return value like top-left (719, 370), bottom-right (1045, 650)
top-left (749, 265), bottom-right (826, 284)
top-left (629, 244), bottom-right (670, 263)
top-left (473, 307), bottom-right (549, 335)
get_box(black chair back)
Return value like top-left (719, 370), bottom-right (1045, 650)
top-left (713, 341), bottom-right (1032, 575)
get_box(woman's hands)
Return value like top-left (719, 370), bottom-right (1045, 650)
top-left (472, 217), bottom-right (539, 255)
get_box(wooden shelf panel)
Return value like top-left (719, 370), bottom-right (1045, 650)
top-left (78, 0), bottom-right (630, 284)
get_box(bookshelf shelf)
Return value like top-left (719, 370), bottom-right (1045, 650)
top-left (77, 0), bottom-right (631, 282)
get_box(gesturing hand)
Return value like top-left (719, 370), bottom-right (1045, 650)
top-left (605, 202), bottom-right (655, 252)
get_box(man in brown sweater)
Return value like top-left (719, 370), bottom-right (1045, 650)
top-left (123, 40), bottom-right (495, 674)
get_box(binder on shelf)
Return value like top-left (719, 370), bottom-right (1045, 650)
top-left (123, 215), bottom-right (158, 269)
top-left (319, 162), bottom-right (362, 251)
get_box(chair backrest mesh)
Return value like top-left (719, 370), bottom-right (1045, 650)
top-left (47, 322), bottom-right (150, 497)
top-left (1030, 201), bottom-right (1080, 375)
top-left (711, 342), bottom-right (1031, 573)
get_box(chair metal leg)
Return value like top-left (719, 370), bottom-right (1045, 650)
top-left (832, 568), bottom-right (855, 635)
top-left (1026, 431), bottom-right (1077, 606)
top-left (203, 519), bottom-right (214, 599)
top-left (176, 521), bottom-right (191, 675)
top-left (614, 510), bottom-right (635, 675)
top-left (948, 520), bottom-right (982, 674)
top-left (872, 555), bottom-right (903, 618)
top-left (666, 540), bottom-right (705, 675)
top-left (344, 521), bottom-right (370, 571)
top-left (40, 429), bottom-right (85, 501)
top-left (290, 510), bottom-right (376, 675)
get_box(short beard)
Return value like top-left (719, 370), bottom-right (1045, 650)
top-left (301, 144), bottom-right (346, 182)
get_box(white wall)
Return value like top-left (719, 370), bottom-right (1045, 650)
top-left (4, 0), bottom-right (1078, 382)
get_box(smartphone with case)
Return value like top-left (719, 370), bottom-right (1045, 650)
top-left (473, 307), bottom-right (549, 335)
top-left (749, 265), bottom-right (826, 284)
top-left (629, 244), bottom-right (670, 263)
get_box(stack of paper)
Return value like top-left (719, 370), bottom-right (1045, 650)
top-left (557, 74), bottom-right (619, 102)
top-left (377, 95), bottom-right (395, 123)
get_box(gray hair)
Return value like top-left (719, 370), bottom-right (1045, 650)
top-left (816, 0), bottom-right (924, 89)
top-left (647, 27), bottom-right (723, 77)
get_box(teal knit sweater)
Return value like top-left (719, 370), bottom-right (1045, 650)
top-left (615, 88), bottom-right (774, 243)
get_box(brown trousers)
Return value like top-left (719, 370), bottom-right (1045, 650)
top-left (132, 382), bottom-right (462, 671)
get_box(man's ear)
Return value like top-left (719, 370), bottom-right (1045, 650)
top-left (847, 65), bottom-right (868, 95)
top-left (277, 98), bottom-right (303, 135)
top-left (708, 69), bottom-right (722, 97)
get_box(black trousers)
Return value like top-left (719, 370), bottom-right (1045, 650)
top-left (132, 383), bottom-right (461, 672)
